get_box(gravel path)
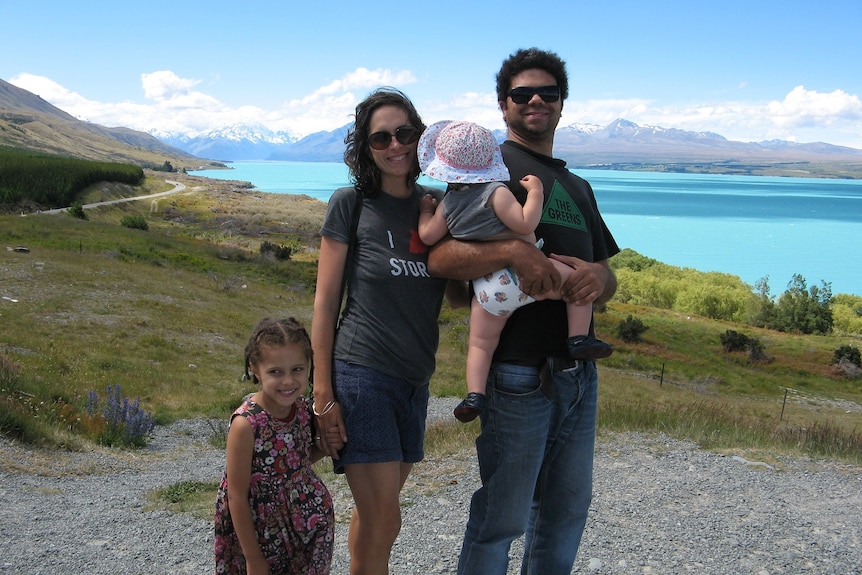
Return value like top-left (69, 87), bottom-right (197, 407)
top-left (1, 397), bottom-right (860, 575)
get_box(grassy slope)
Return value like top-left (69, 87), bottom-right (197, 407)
top-left (1, 173), bottom-right (859, 461)
top-left (0, 110), bottom-right (209, 171)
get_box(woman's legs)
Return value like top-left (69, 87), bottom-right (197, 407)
top-left (345, 461), bottom-right (413, 575)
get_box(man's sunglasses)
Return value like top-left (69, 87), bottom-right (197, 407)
top-left (368, 125), bottom-right (420, 150)
top-left (508, 85), bottom-right (561, 105)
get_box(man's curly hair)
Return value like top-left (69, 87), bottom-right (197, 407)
top-left (495, 48), bottom-right (569, 103)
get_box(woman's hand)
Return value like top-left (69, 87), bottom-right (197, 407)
top-left (315, 402), bottom-right (347, 459)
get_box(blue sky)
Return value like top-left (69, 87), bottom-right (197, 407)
top-left (3, 0), bottom-right (861, 148)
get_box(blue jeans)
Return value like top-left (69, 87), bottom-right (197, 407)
top-left (457, 359), bottom-right (598, 575)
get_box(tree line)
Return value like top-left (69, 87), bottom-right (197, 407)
top-left (610, 249), bottom-right (862, 336)
top-left (0, 148), bottom-right (144, 209)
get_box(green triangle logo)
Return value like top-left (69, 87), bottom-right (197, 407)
top-left (539, 180), bottom-right (587, 231)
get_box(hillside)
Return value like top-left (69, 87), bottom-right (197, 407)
top-left (0, 78), bottom-right (210, 170)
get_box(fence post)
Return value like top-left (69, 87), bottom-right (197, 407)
top-left (780, 388), bottom-right (788, 421)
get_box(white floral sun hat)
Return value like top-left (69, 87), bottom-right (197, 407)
top-left (418, 120), bottom-right (510, 184)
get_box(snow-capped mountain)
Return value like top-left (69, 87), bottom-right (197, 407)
top-left (156, 124), bottom-right (301, 161)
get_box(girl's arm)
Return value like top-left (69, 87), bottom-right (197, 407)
top-left (310, 425), bottom-right (345, 463)
top-left (418, 194), bottom-right (449, 246)
top-left (225, 416), bottom-right (270, 575)
top-left (310, 236), bottom-right (349, 456)
top-left (489, 176), bottom-right (544, 236)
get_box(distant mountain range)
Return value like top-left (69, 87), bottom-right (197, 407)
top-left (3, 77), bottom-right (862, 178)
top-left (157, 116), bottom-right (862, 178)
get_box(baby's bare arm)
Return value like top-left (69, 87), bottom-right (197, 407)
top-left (490, 176), bottom-right (544, 236)
top-left (418, 194), bottom-right (449, 246)
top-left (520, 175), bottom-right (544, 231)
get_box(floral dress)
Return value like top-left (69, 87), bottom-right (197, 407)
top-left (214, 396), bottom-right (334, 574)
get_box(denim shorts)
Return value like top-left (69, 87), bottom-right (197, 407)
top-left (331, 360), bottom-right (429, 474)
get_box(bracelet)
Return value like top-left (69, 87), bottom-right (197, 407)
top-left (312, 400), bottom-right (335, 417)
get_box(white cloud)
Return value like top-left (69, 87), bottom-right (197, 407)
top-left (767, 86), bottom-right (862, 128)
top-left (311, 67), bottom-right (416, 96)
top-left (270, 68), bottom-right (418, 135)
top-left (8, 72), bottom-right (862, 148)
top-left (10, 73), bottom-right (90, 112)
top-left (558, 88), bottom-right (862, 147)
top-left (419, 91), bottom-right (504, 131)
top-left (141, 71), bottom-right (202, 102)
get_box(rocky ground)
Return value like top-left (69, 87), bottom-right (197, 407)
top-left (1, 397), bottom-right (860, 574)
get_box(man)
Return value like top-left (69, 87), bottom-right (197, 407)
top-left (428, 47), bottom-right (620, 574)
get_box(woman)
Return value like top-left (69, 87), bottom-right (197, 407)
top-left (311, 87), bottom-right (463, 574)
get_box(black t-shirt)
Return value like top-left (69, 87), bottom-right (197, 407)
top-left (494, 141), bottom-right (620, 363)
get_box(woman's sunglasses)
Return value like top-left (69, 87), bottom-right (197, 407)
top-left (508, 85), bottom-right (561, 105)
top-left (368, 125), bottom-right (420, 150)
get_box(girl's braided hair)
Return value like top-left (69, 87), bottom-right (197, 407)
top-left (243, 317), bottom-right (312, 384)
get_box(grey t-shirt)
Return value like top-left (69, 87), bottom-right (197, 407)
top-left (442, 181), bottom-right (510, 241)
top-left (321, 185), bottom-right (447, 386)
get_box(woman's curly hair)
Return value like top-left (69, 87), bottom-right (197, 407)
top-left (343, 87), bottom-right (426, 197)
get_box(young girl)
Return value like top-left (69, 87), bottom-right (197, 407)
top-left (214, 317), bottom-right (340, 575)
top-left (418, 120), bottom-right (612, 422)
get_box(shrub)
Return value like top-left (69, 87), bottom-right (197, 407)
top-left (617, 315), bottom-right (648, 343)
top-left (120, 214), bottom-right (149, 231)
top-left (720, 330), bottom-right (749, 352)
top-left (833, 345), bottom-right (861, 367)
top-left (260, 240), bottom-right (294, 261)
top-left (720, 330), bottom-right (768, 363)
top-left (68, 202), bottom-right (87, 220)
top-left (85, 384), bottom-right (156, 447)
top-left (746, 338), bottom-right (769, 363)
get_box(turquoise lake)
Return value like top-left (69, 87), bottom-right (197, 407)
top-left (194, 161), bottom-right (862, 297)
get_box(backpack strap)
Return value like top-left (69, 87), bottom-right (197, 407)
top-left (336, 188), bottom-right (363, 327)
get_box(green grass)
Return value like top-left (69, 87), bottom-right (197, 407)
top-left (1, 173), bottom-right (860, 464)
top-left (146, 480), bottom-right (221, 520)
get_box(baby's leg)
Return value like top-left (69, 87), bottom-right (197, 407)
top-left (543, 259), bottom-right (613, 359)
top-left (567, 300), bottom-right (593, 337)
top-left (536, 258), bottom-right (590, 336)
top-left (466, 298), bottom-right (509, 394)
